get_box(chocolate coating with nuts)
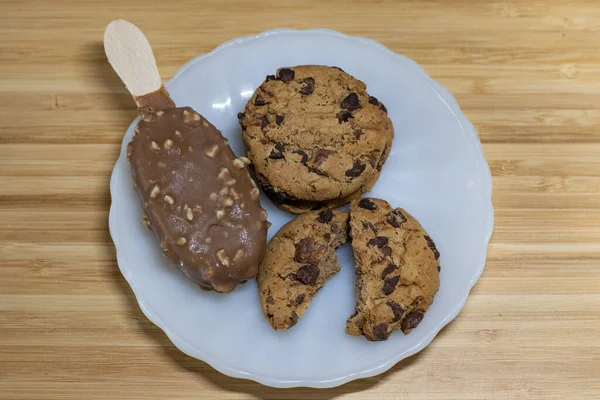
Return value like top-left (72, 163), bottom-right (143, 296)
top-left (129, 106), bottom-right (268, 292)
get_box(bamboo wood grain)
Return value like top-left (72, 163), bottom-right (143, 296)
top-left (1, 0), bottom-right (599, 399)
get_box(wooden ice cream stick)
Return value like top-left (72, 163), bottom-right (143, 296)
top-left (104, 19), bottom-right (175, 114)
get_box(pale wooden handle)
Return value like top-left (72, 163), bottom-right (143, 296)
top-left (104, 19), bottom-right (163, 97)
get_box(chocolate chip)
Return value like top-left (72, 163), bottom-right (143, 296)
top-left (296, 264), bottom-right (320, 285)
top-left (354, 129), bottom-right (363, 139)
top-left (387, 210), bottom-right (407, 228)
top-left (387, 301), bottom-right (404, 322)
top-left (292, 149), bottom-right (308, 164)
top-left (295, 294), bottom-right (305, 304)
top-left (393, 208), bottom-right (406, 218)
top-left (277, 68), bottom-right (295, 83)
top-left (275, 142), bottom-right (284, 152)
top-left (269, 149), bottom-right (284, 159)
top-left (294, 237), bottom-right (314, 263)
top-left (345, 161), bottom-right (366, 178)
top-left (288, 311), bottom-right (299, 327)
top-left (381, 263), bottom-right (398, 279)
top-left (266, 74), bottom-right (276, 81)
top-left (362, 221), bottom-right (376, 232)
top-left (238, 113), bottom-right (246, 131)
top-left (382, 275), bottom-right (400, 295)
top-left (369, 323), bottom-right (390, 341)
top-left (424, 235), bottom-right (440, 260)
top-left (299, 77), bottom-right (315, 95)
top-left (387, 214), bottom-right (402, 228)
top-left (368, 236), bottom-right (389, 248)
top-left (317, 209), bottom-right (333, 223)
top-left (254, 94), bottom-right (267, 106)
top-left (368, 96), bottom-right (379, 105)
top-left (341, 93), bottom-right (361, 111)
top-left (260, 115), bottom-right (270, 129)
top-left (358, 198), bottom-right (377, 210)
top-left (401, 310), bottom-right (424, 332)
top-left (314, 149), bottom-right (333, 166)
top-left (381, 246), bottom-right (393, 257)
top-left (308, 166), bottom-right (328, 177)
top-left (266, 296), bottom-right (275, 305)
top-left (438, 265), bottom-right (441, 272)
top-left (324, 233), bottom-right (331, 240)
top-left (380, 103), bottom-right (387, 113)
top-left (337, 110), bottom-right (354, 123)
top-left (276, 114), bottom-right (284, 125)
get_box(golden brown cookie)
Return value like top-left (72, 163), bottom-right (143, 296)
top-left (346, 198), bottom-right (440, 341)
top-left (239, 65), bottom-right (393, 207)
top-left (257, 209), bottom-right (349, 330)
top-left (276, 136), bottom-right (391, 214)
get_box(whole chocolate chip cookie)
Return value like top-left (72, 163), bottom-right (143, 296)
top-left (239, 65), bottom-right (393, 206)
top-left (257, 209), bottom-right (349, 330)
top-left (346, 198), bottom-right (440, 341)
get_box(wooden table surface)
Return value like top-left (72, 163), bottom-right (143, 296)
top-left (1, 0), bottom-right (599, 399)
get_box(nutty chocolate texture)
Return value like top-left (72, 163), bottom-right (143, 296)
top-left (128, 107), bottom-right (267, 292)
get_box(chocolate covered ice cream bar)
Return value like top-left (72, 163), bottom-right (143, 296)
top-left (105, 20), bottom-right (267, 292)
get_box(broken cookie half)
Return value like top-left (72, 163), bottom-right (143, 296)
top-left (257, 197), bottom-right (440, 337)
top-left (346, 198), bottom-right (441, 341)
top-left (257, 209), bottom-right (349, 330)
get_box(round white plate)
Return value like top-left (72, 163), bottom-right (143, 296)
top-left (109, 29), bottom-right (494, 388)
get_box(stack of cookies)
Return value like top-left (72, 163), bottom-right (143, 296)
top-left (239, 66), bottom-right (441, 341)
top-left (238, 65), bottom-right (394, 214)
